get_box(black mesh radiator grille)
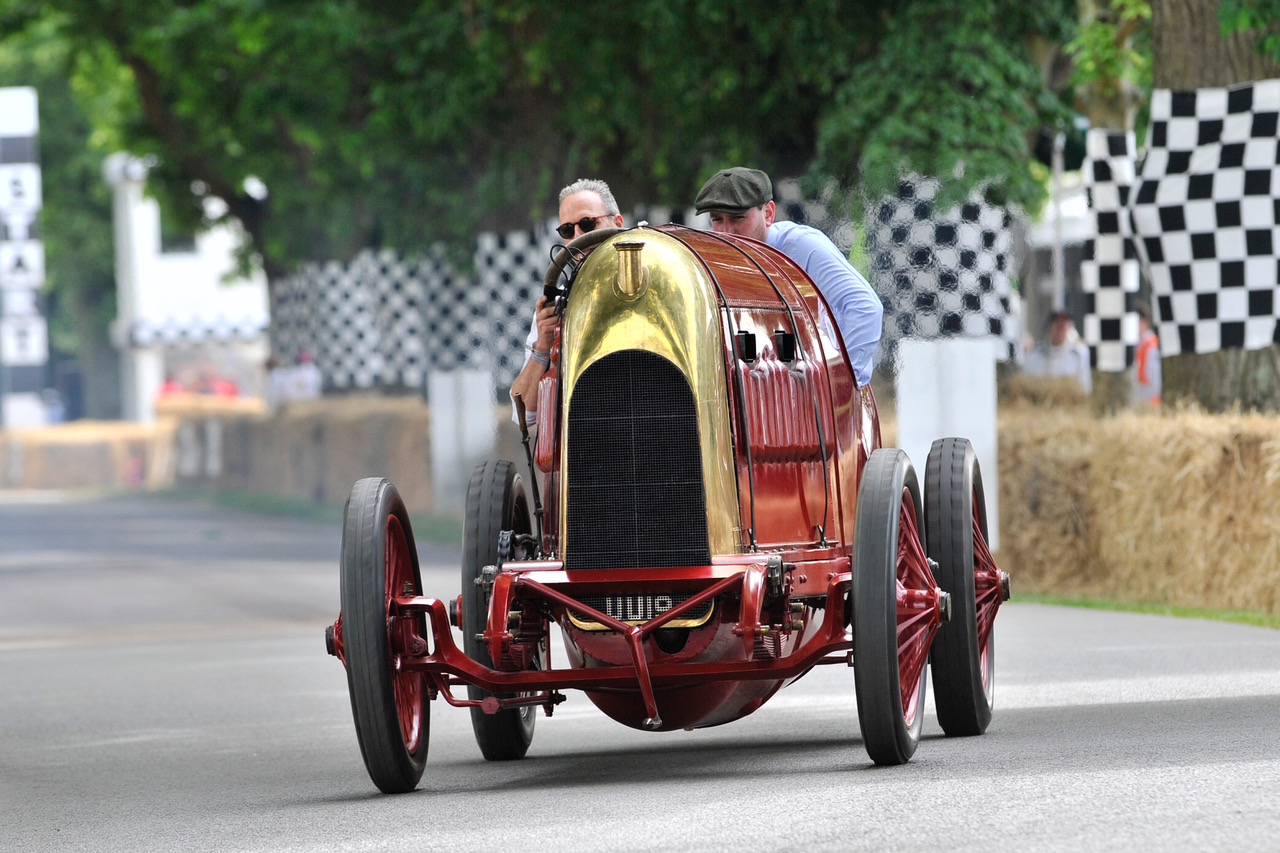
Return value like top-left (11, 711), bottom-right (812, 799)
top-left (566, 350), bottom-right (711, 571)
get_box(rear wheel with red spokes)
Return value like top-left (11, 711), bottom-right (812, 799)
top-left (925, 438), bottom-right (1002, 737)
top-left (340, 478), bottom-right (429, 793)
top-left (853, 449), bottom-right (944, 765)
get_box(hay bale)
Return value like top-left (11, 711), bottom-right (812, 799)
top-left (998, 403), bottom-right (1280, 615)
top-left (155, 394), bottom-right (266, 419)
top-left (0, 420), bottom-right (176, 489)
top-left (999, 373), bottom-right (1090, 410)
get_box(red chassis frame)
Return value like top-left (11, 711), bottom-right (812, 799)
top-left (330, 536), bottom-right (956, 730)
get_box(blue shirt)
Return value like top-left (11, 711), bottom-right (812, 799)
top-left (766, 220), bottom-right (883, 386)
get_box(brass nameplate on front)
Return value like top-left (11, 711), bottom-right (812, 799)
top-left (567, 593), bottom-right (715, 631)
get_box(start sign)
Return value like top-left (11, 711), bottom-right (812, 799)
top-left (0, 86), bottom-right (46, 380)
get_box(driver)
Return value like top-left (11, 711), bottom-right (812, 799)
top-left (695, 167), bottom-right (883, 387)
top-left (510, 178), bottom-right (625, 425)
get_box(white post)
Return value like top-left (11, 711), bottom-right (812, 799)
top-left (428, 368), bottom-right (497, 516)
top-left (1051, 132), bottom-right (1066, 311)
top-left (894, 337), bottom-right (1000, 551)
top-left (103, 153), bottom-right (157, 422)
top-left (120, 345), bottom-right (163, 424)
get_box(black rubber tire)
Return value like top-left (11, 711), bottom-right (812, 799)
top-left (340, 478), bottom-right (429, 793)
top-left (462, 460), bottom-right (538, 760)
top-left (853, 449), bottom-right (928, 765)
top-left (925, 438), bottom-right (995, 736)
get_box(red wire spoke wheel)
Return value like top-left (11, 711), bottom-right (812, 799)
top-left (340, 478), bottom-right (429, 793)
top-left (853, 449), bottom-right (941, 765)
top-left (925, 438), bottom-right (1000, 737)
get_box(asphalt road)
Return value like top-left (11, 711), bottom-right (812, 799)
top-left (2, 491), bottom-right (1279, 852)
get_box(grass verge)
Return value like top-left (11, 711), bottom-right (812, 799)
top-left (1015, 592), bottom-right (1280, 630)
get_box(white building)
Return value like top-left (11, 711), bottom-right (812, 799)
top-left (104, 153), bottom-right (270, 422)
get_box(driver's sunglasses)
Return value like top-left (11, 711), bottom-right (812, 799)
top-left (556, 215), bottom-right (604, 240)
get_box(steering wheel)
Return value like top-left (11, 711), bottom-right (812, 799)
top-left (543, 227), bottom-right (623, 292)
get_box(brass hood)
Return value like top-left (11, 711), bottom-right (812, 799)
top-left (558, 229), bottom-right (741, 558)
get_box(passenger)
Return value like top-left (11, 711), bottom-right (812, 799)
top-left (694, 167), bottom-right (884, 387)
top-left (510, 178), bottom-right (625, 425)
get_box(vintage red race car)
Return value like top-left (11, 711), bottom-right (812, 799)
top-left (326, 224), bottom-right (1009, 793)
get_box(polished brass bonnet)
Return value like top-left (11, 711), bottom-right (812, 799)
top-left (558, 229), bottom-right (741, 559)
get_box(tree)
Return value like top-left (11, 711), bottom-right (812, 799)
top-left (814, 0), bottom-right (1076, 216)
top-left (0, 1), bottom-right (1080, 280)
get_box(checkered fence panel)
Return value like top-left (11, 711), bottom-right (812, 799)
top-left (1082, 129), bottom-right (1141, 371)
top-left (774, 179), bottom-right (859, 253)
top-left (864, 176), bottom-right (1020, 361)
top-left (271, 181), bottom-right (1016, 392)
top-left (270, 225), bottom-right (565, 395)
top-left (1129, 80), bottom-right (1280, 356)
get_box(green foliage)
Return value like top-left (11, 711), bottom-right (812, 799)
top-left (1066, 0), bottom-right (1151, 98)
top-left (1221, 0), bottom-right (1280, 60)
top-left (0, 0), bottom-right (1080, 283)
top-left (814, 0), bottom-right (1076, 217)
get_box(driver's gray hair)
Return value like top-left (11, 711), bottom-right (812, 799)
top-left (559, 178), bottom-right (620, 215)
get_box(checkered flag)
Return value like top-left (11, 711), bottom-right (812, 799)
top-left (865, 175), bottom-right (1019, 361)
top-left (1129, 80), bottom-right (1280, 355)
top-left (1082, 129), bottom-right (1141, 371)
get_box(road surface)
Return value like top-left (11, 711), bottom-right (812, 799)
top-left (2, 491), bottom-right (1278, 852)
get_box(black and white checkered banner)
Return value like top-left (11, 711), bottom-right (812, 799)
top-left (271, 227), bottom-right (557, 394)
top-left (1129, 80), bottom-right (1280, 356)
top-left (1081, 129), bottom-right (1141, 371)
top-left (271, 183), bottom-right (891, 395)
top-left (865, 175), bottom-right (1020, 361)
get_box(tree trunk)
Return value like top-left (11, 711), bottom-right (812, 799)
top-left (1150, 0), bottom-right (1280, 411)
top-left (1150, 0), bottom-right (1280, 88)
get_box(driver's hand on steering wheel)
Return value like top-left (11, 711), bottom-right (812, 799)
top-left (534, 295), bottom-right (558, 352)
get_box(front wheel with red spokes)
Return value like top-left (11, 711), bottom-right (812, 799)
top-left (340, 478), bottom-right (429, 793)
top-left (853, 449), bottom-right (944, 765)
top-left (925, 437), bottom-right (1002, 737)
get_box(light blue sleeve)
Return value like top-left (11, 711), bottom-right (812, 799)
top-left (770, 223), bottom-right (884, 386)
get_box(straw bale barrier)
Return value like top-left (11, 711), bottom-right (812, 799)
top-left (165, 394), bottom-right (435, 513)
top-left (3, 381), bottom-right (1278, 615)
top-left (0, 419), bottom-right (177, 490)
top-left (997, 379), bottom-right (1280, 616)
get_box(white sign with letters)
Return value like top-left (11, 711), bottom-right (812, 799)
top-left (2, 288), bottom-right (37, 317)
top-left (3, 211), bottom-right (35, 241)
top-left (0, 240), bottom-right (44, 289)
top-left (0, 314), bottom-right (47, 365)
top-left (0, 164), bottom-right (41, 213)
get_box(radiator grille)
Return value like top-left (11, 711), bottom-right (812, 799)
top-left (566, 350), bottom-right (710, 570)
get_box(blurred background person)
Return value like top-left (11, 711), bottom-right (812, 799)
top-left (1023, 308), bottom-right (1092, 394)
top-left (1131, 302), bottom-right (1161, 407)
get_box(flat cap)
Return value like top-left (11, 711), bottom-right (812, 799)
top-left (695, 167), bottom-right (773, 215)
